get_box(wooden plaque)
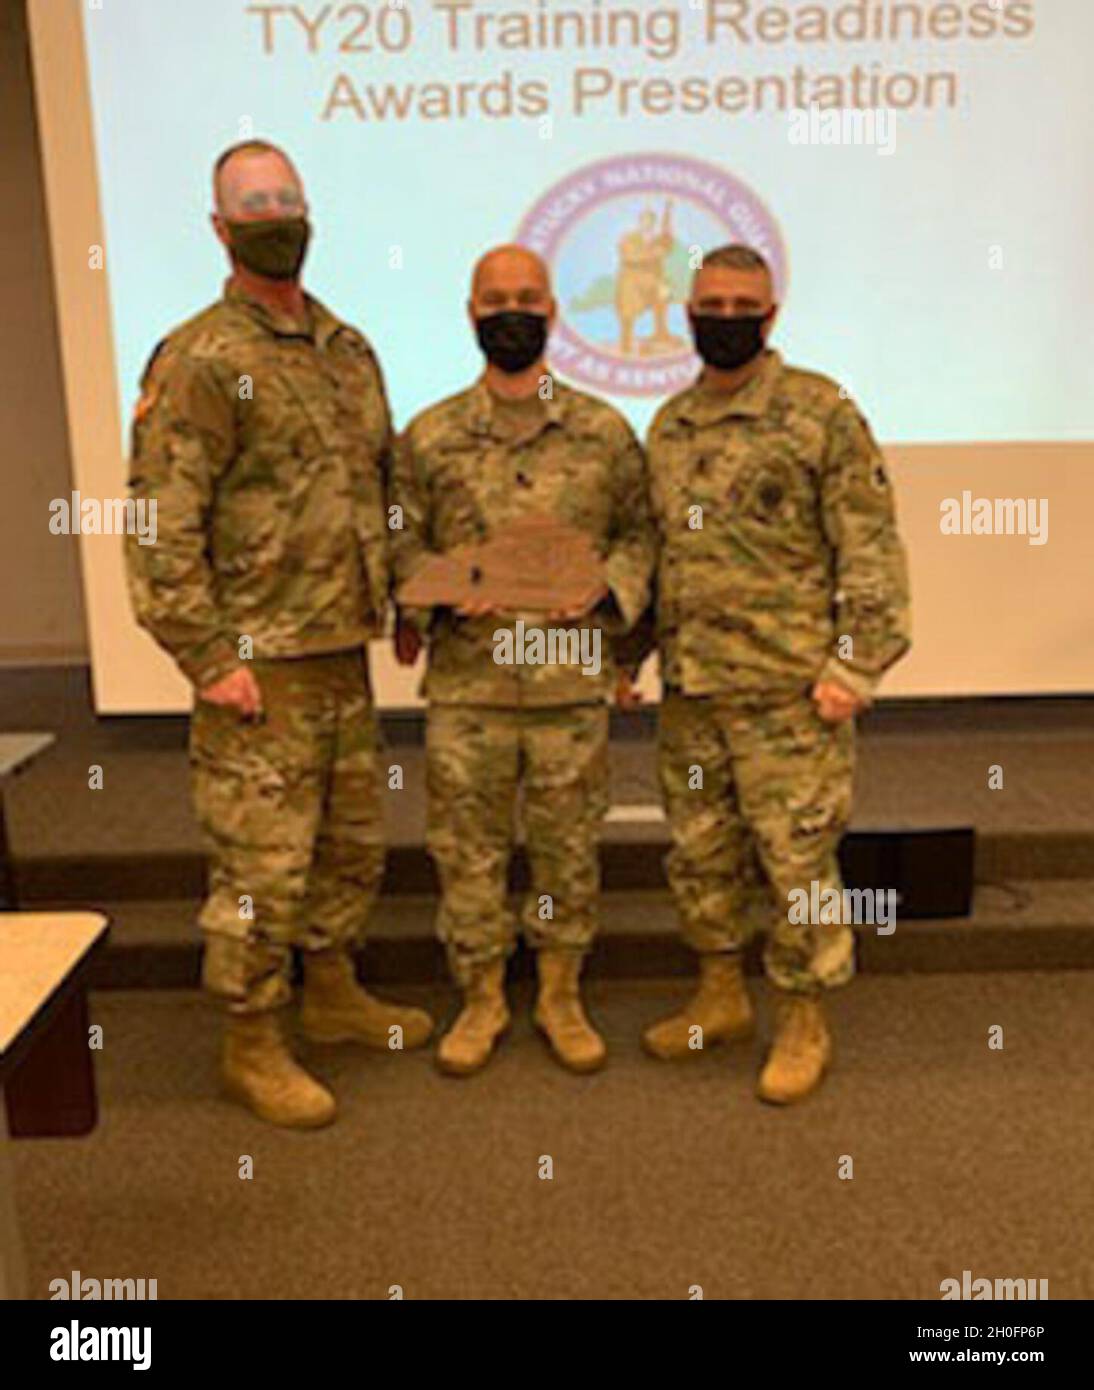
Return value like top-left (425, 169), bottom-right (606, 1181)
top-left (398, 514), bottom-right (605, 614)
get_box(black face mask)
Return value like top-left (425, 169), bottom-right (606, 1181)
top-left (475, 311), bottom-right (549, 373)
top-left (688, 311), bottom-right (769, 370)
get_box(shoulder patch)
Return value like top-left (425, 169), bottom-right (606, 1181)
top-left (133, 339), bottom-right (170, 423)
top-left (132, 382), bottom-right (160, 425)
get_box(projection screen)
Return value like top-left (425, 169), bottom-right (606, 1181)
top-left (27, 0), bottom-right (1094, 710)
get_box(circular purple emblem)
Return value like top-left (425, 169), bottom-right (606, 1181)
top-left (514, 153), bottom-right (787, 398)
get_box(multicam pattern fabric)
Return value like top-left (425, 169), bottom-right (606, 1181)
top-left (126, 281), bottom-right (393, 689)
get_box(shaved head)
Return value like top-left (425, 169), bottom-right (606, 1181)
top-left (467, 243), bottom-right (556, 381)
top-left (467, 243), bottom-right (556, 325)
top-left (471, 244), bottom-right (550, 298)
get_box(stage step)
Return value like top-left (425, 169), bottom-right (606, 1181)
top-left (31, 880), bottom-right (1094, 990)
top-left (7, 696), bottom-right (1094, 904)
top-left (10, 825), bottom-right (1094, 905)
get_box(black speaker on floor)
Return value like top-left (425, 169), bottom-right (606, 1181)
top-left (838, 827), bottom-right (974, 919)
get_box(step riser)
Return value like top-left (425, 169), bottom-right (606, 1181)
top-left (13, 832), bottom-right (1093, 905)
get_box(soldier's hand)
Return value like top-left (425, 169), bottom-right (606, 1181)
top-left (616, 671), bottom-right (642, 709)
top-left (394, 615), bottom-right (423, 666)
top-left (199, 667), bottom-right (263, 719)
top-left (811, 679), bottom-right (863, 724)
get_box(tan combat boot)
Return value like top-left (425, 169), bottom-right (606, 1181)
top-left (436, 959), bottom-right (510, 1076)
top-left (299, 948), bottom-right (433, 1049)
top-left (533, 950), bottom-right (606, 1074)
top-left (222, 1011), bottom-right (336, 1128)
top-left (756, 992), bottom-right (832, 1104)
top-left (642, 953), bottom-right (754, 1060)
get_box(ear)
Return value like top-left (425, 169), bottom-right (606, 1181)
top-left (545, 295), bottom-right (558, 329)
top-left (211, 212), bottom-right (231, 250)
top-left (762, 304), bottom-right (779, 339)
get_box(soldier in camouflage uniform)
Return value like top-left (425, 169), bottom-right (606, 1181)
top-left (126, 140), bottom-right (431, 1129)
top-left (625, 245), bottom-right (911, 1103)
top-left (390, 245), bottom-right (654, 1075)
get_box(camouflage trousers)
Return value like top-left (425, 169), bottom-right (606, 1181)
top-left (426, 703), bottom-right (609, 986)
top-left (659, 688), bottom-right (856, 994)
top-left (190, 649), bottom-right (385, 1015)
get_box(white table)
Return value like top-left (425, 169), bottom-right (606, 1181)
top-left (0, 911), bottom-right (109, 1299)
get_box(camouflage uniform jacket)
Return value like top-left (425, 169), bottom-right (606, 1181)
top-left (126, 280), bottom-right (392, 688)
top-left (391, 376), bottom-right (655, 706)
top-left (643, 349), bottom-right (911, 702)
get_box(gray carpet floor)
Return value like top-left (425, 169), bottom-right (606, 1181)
top-left (11, 971), bottom-right (1094, 1300)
